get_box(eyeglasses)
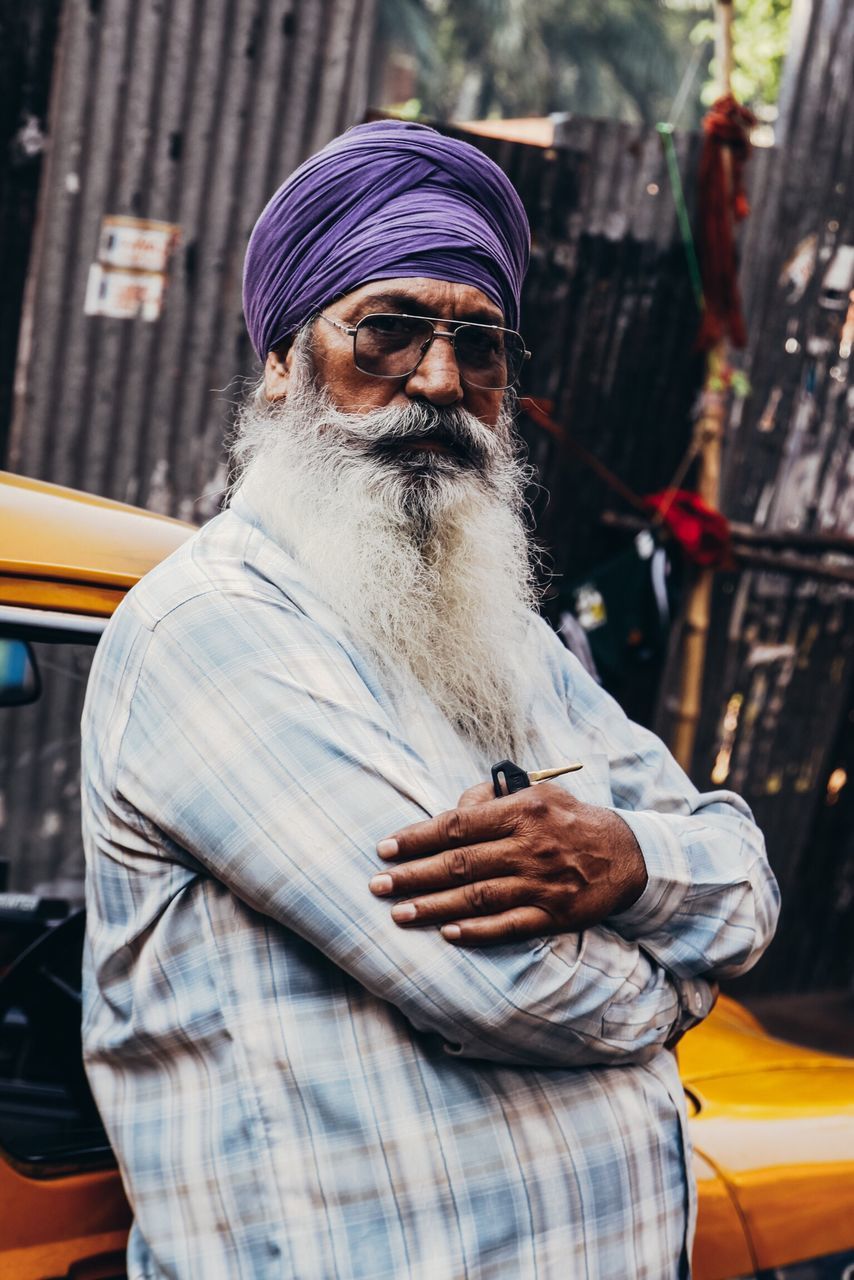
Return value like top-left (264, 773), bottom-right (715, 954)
top-left (317, 312), bottom-right (531, 390)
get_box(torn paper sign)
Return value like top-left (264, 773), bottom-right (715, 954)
top-left (84, 215), bottom-right (180, 320)
top-left (84, 263), bottom-right (166, 321)
top-left (97, 215), bottom-right (180, 272)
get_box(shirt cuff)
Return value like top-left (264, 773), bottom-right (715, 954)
top-left (608, 808), bottom-right (692, 935)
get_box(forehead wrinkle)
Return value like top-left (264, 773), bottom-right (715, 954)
top-left (339, 288), bottom-right (505, 327)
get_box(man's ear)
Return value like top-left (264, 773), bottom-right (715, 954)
top-left (264, 342), bottom-right (294, 401)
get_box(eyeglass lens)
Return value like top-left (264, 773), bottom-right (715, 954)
top-left (354, 314), bottom-right (525, 389)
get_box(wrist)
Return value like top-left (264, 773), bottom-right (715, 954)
top-left (610, 812), bottom-right (648, 912)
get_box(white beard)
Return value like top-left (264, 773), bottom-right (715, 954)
top-left (230, 336), bottom-right (540, 760)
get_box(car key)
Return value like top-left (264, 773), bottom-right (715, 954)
top-left (491, 758), bottom-right (583, 798)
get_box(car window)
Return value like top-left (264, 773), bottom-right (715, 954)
top-left (0, 638), bottom-right (95, 905)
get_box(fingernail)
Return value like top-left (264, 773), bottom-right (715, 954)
top-left (441, 924), bottom-right (461, 941)
top-left (376, 839), bottom-right (399, 858)
top-left (391, 902), bottom-right (417, 923)
top-left (369, 874), bottom-right (394, 896)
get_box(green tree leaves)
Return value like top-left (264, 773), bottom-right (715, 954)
top-left (666, 0), bottom-right (793, 111)
top-left (377, 0), bottom-right (793, 126)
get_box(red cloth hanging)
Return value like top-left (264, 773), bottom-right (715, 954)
top-left (643, 490), bottom-right (734, 569)
top-left (697, 93), bottom-right (756, 351)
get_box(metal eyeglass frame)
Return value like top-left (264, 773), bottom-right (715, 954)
top-left (317, 311), bottom-right (531, 390)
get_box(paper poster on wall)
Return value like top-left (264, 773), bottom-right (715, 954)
top-left (84, 264), bottom-right (167, 321)
top-left (84, 215), bottom-right (180, 321)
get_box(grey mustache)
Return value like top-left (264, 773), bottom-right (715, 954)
top-left (356, 407), bottom-right (492, 466)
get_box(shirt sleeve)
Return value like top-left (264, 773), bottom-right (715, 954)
top-left (103, 590), bottom-right (713, 1070)
top-left (547, 622), bottom-right (781, 981)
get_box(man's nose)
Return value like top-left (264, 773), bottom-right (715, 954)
top-left (404, 332), bottom-right (464, 405)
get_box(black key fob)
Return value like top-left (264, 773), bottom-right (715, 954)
top-left (491, 759), bottom-right (531, 798)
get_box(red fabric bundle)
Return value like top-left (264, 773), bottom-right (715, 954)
top-left (697, 93), bottom-right (756, 351)
top-left (643, 490), bottom-right (734, 568)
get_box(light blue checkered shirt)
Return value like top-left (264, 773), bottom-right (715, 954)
top-left (81, 497), bottom-right (779, 1279)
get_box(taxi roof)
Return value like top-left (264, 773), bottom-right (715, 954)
top-left (0, 469), bottom-right (194, 616)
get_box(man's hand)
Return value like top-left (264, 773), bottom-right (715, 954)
top-left (369, 781), bottom-right (648, 945)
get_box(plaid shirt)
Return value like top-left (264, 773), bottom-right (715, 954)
top-left (81, 498), bottom-right (779, 1280)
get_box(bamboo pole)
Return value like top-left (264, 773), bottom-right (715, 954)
top-left (671, 1), bottom-right (734, 773)
top-left (716, 0), bottom-right (735, 98)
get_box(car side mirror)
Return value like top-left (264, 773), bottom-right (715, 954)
top-left (0, 638), bottom-right (41, 707)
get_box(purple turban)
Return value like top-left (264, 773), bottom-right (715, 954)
top-left (242, 120), bottom-right (530, 359)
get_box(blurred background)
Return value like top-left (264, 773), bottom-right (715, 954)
top-left (0, 0), bottom-right (851, 1027)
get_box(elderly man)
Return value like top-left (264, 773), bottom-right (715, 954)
top-left (81, 121), bottom-right (779, 1280)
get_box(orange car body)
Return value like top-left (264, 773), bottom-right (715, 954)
top-left (2, 469), bottom-right (853, 1280)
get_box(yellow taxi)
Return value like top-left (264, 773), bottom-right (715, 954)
top-left (1, 468), bottom-right (853, 1280)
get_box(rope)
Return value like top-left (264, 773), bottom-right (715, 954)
top-left (520, 398), bottom-right (650, 516)
top-left (656, 123), bottom-right (705, 310)
top-left (667, 39), bottom-right (707, 128)
top-left (649, 427), bottom-right (703, 529)
top-left (651, 121), bottom-right (708, 513)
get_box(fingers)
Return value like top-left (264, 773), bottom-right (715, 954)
top-left (370, 838), bottom-right (519, 899)
top-left (377, 780), bottom-right (581, 861)
top-left (441, 907), bottom-right (554, 946)
top-left (377, 798), bottom-right (517, 861)
top-left (383, 876), bottom-right (532, 928)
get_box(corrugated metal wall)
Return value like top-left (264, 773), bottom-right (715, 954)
top-left (7, 0), bottom-right (378, 518)
top-left (3, 97), bottom-right (718, 904)
top-left (684, 0), bottom-right (854, 993)
top-left (0, 0), bottom-right (62, 465)
top-left (5, 4), bottom-right (849, 993)
top-left (1, 0), bottom-right (378, 902)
